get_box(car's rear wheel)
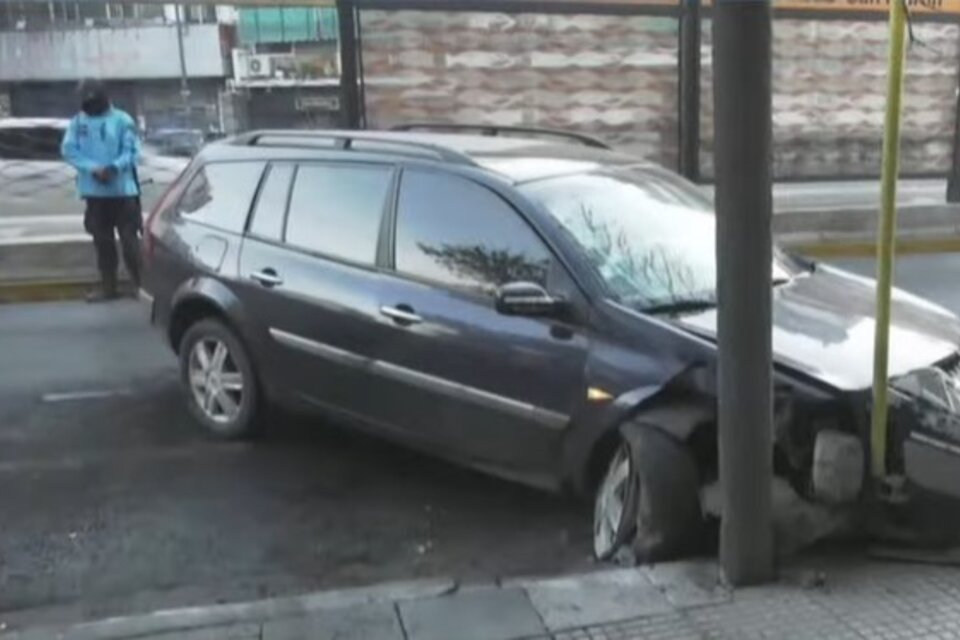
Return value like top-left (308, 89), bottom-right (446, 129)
top-left (179, 318), bottom-right (259, 439)
top-left (594, 426), bottom-right (703, 562)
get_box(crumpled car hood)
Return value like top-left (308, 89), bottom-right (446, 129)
top-left (674, 264), bottom-right (960, 391)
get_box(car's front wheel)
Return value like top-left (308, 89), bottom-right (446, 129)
top-left (594, 425), bottom-right (703, 562)
top-left (594, 442), bottom-right (637, 560)
top-left (179, 318), bottom-right (259, 439)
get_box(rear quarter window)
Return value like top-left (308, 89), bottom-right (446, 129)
top-left (176, 161), bottom-right (266, 233)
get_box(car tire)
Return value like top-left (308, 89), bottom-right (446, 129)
top-left (179, 318), bottom-right (260, 440)
top-left (593, 424), bottom-right (703, 563)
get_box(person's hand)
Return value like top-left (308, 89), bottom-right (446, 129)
top-left (93, 166), bottom-right (117, 184)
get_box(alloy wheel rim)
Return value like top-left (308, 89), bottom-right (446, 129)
top-left (188, 338), bottom-right (243, 424)
top-left (594, 445), bottom-right (633, 559)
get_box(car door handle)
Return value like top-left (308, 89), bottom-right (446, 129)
top-left (380, 305), bottom-right (422, 325)
top-left (250, 269), bottom-right (283, 287)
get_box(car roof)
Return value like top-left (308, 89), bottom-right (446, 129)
top-left (206, 129), bottom-right (651, 184)
top-left (0, 117), bottom-right (69, 130)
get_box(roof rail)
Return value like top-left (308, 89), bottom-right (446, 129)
top-left (389, 123), bottom-right (611, 150)
top-left (236, 130), bottom-right (477, 166)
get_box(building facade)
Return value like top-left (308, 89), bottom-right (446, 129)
top-left (357, 7), bottom-right (960, 180)
top-left (0, 2), bottom-right (234, 134)
top-left (229, 5), bottom-right (341, 131)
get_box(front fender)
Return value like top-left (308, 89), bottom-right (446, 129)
top-left (565, 363), bottom-right (715, 495)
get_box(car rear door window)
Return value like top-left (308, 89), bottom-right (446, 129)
top-left (248, 163), bottom-right (294, 242)
top-left (284, 163), bottom-right (393, 265)
top-left (178, 161), bottom-right (266, 234)
top-left (394, 170), bottom-right (551, 296)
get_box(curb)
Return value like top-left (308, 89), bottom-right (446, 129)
top-left (0, 280), bottom-right (97, 304)
top-left (0, 279), bottom-right (136, 304)
top-left (1, 578), bottom-right (457, 640)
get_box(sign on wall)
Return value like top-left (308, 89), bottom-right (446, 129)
top-left (776, 0), bottom-right (960, 14)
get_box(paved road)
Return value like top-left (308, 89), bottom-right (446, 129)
top-left (830, 253), bottom-right (960, 315)
top-left (1, 253), bottom-right (955, 629)
top-left (0, 302), bottom-right (589, 628)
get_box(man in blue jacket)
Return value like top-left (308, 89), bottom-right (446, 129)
top-left (61, 80), bottom-right (142, 302)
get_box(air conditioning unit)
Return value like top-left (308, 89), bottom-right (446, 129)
top-left (246, 55), bottom-right (273, 79)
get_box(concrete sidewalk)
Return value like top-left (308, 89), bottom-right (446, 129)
top-left (5, 553), bottom-right (960, 640)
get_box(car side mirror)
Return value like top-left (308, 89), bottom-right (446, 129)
top-left (495, 282), bottom-right (567, 317)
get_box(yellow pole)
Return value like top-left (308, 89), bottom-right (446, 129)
top-left (871, 0), bottom-right (909, 479)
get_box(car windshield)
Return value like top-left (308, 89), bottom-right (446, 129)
top-left (522, 165), bottom-right (793, 312)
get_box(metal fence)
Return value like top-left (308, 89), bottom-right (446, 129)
top-left (1, 0), bottom-right (959, 222)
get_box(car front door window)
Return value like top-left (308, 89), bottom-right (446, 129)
top-left (394, 170), bottom-right (552, 296)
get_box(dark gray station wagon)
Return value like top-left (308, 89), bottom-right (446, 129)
top-left (143, 126), bottom-right (960, 561)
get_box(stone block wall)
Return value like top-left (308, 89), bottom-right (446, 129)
top-left (701, 19), bottom-right (960, 179)
top-left (359, 10), bottom-right (959, 179)
top-left (360, 10), bottom-right (681, 169)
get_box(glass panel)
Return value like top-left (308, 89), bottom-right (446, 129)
top-left (395, 170), bottom-right (551, 295)
top-left (178, 162), bottom-right (266, 233)
top-left (523, 166), bottom-right (793, 308)
top-left (249, 163), bottom-right (294, 241)
top-left (285, 163), bottom-right (392, 264)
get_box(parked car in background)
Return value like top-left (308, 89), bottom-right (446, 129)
top-left (0, 118), bottom-right (189, 217)
top-left (145, 128), bottom-right (206, 158)
top-left (142, 125), bottom-right (960, 561)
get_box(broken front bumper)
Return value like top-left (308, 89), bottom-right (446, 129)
top-left (891, 365), bottom-right (960, 503)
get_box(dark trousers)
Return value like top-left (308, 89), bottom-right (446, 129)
top-left (83, 197), bottom-right (142, 288)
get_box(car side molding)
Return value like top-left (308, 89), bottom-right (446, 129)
top-left (269, 327), bottom-right (569, 432)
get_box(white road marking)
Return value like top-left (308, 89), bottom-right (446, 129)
top-left (41, 389), bottom-right (132, 403)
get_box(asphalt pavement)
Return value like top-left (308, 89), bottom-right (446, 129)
top-left (0, 253), bottom-right (956, 631)
top-left (830, 253), bottom-right (960, 315)
top-left (0, 301), bottom-right (589, 629)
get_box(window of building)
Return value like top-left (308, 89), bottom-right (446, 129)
top-left (19, 1), bottom-right (53, 28)
top-left (133, 3), bottom-right (164, 22)
top-left (78, 1), bottom-right (109, 24)
top-left (186, 4), bottom-right (216, 24)
top-left (51, 1), bottom-right (81, 24)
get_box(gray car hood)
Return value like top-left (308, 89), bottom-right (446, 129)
top-left (673, 265), bottom-right (960, 391)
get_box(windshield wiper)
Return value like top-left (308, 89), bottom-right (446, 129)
top-left (640, 298), bottom-right (717, 315)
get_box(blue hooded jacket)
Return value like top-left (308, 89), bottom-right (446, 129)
top-left (61, 107), bottom-right (141, 199)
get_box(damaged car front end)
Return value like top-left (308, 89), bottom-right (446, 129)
top-left (522, 163), bottom-right (960, 561)
top-left (672, 268), bottom-right (960, 557)
top-left (886, 361), bottom-right (960, 527)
